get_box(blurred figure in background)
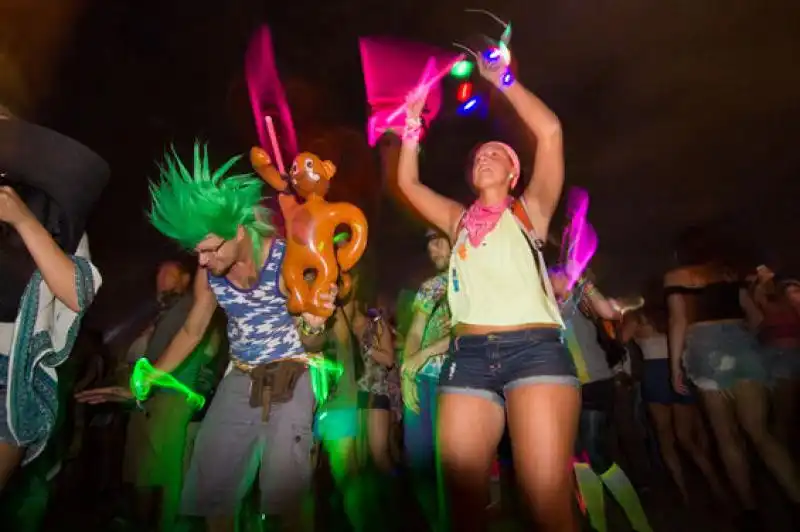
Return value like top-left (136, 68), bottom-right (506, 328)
top-left (0, 111), bottom-right (107, 492)
top-left (624, 306), bottom-right (728, 505)
top-left (401, 229), bottom-right (452, 529)
top-left (665, 227), bottom-right (800, 528)
top-left (750, 266), bottom-right (800, 447)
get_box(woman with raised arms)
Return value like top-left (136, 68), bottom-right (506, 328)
top-left (397, 49), bottom-right (579, 531)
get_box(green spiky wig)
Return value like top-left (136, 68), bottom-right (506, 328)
top-left (149, 141), bottom-right (274, 261)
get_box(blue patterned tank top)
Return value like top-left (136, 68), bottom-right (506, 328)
top-left (208, 238), bottom-right (305, 365)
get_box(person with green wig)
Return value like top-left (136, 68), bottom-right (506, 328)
top-left (77, 142), bottom-right (336, 532)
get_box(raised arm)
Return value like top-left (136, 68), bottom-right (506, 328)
top-left (507, 83), bottom-right (564, 235)
top-left (396, 90), bottom-right (464, 239)
top-left (739, 288), bottom-right (764, 331)
top-left (0, 187), bottom-right (84, 312)
top-left (475, 52), bottom-right (564, 236)
top-left (153, 267), bottom-right (218, 373)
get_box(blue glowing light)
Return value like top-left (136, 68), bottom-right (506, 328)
top-left (458, 96), bottom-right (480, 115)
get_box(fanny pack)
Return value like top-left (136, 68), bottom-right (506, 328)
top-left (248, 359), bottom-right (308, 422)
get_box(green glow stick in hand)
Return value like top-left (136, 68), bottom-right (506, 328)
top-left (130, 358), bottom-right (206, 410)
top-left (307, 355), bottom-right (344, 404)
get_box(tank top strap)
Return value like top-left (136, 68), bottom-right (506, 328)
top-left (511, 199), bottom-right (564, 328)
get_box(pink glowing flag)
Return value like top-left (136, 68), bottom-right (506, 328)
top-left (384, 53), bottom-right (466, 124)
top-left (359, 37), bottom-right (459, 146)
top-left (246, 26), bottom-right (298, 167)
top-left (560, 188), bottom-right (598, 290)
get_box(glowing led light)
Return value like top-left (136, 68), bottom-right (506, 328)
top-left (456, 82), bottom-right (473, 103)
top-left (450, 60), bottom-right (473, 79)
top-left (458, 96), bottom-right (480, 115)
top-left (484, 48), bottom-right (501, 63)
top-left (333, 232), bottom-right (349, 245)
top-left (501, 70), bottom-right (514, 87)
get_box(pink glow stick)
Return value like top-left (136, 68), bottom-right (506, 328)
top-left (566, 224), bottom-right (597, 290)
top-left (559, 188), bottom-right (598, 291)
top-left (385, 53), bottom-right (466, 124)
top-left (417, 56), bottom-right (437, 87)
top-left (264, 116), bottom-right (285, 175)
top-left (245, 26), bottom-right (298, 164)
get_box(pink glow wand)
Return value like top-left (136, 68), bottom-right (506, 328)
top-left (385, 53), bottom-right (466, 124)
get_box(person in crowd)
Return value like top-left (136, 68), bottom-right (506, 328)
top-left (750, 266), bottom-right (800, 446)
top-left (665, 227), bottom-right (800, 528)
top-left (76, 143), bottom-right (334, 532)
top-left (553, 272), bottom-right (653, 532)
top-left (0, 110), bottom-right (107, 491)
top-left (623, 306), bottom-right (728, 505)
top-left (116, 261), bottom-right (223, 531)
top-left (315, 264), bottom-right (393, 531)
top-left (397, 43), bottom-right (579, 530)
top-left (401, 228), bottom-right (452, 529)
top-left (351, 266), bottom-right (395, 474)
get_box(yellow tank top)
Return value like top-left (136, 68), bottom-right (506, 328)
top-left (447, 210), bottom-right (563, 327)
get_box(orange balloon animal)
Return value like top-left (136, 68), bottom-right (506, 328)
top-left (251, 147), bottom-right (368, 317)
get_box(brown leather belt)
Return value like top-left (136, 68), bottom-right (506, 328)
top-left (233, 356), bottom-right (310, 422)
top-left (232, 354), bottom-right (310, 374)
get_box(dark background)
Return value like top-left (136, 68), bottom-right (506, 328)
top-left (6, 0), bottom-right (800, 330)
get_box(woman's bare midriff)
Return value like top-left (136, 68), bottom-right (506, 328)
top-left (454, 322), bottom-right (561, 337)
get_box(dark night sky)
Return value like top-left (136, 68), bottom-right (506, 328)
top-left (18, 0), bottom-right (800, 329)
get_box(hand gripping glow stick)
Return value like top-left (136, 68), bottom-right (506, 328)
top-left (385, 53), bottom-right (467, 124)
top-left (265, 115), bottom-right (286, 175)
top-left (130, 358), bottom-right (206, 410)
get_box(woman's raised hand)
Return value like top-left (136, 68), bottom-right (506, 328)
top-left (404, 85), bottom-right (430, 121)
top-left (478, 46), bottom-right (511, 87)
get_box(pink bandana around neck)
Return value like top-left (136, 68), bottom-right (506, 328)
top-left (461, 196), bottom-right (514, 247)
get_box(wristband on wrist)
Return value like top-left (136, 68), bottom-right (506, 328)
top-left (583, 282), bottom-right (598, 299)
top-left (402, 127), bottom-right (421, 143)
top-left (403, 116), bottom-right (423, 143)
top-left (498, 68), bottom-right (516, 89)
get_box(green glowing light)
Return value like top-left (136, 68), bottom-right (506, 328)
top-left (130, 358), bottom-right (206, 409)
top-left (333, 232), bottom-right (349, 245)
top-left (450, 60), bottom-right (473, 79)
top-left (308, 356), bottom-right (343, 404)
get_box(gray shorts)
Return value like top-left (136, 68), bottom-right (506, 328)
top-left (181, 368), bottom-right (314, 517)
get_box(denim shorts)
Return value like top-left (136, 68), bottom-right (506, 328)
top-left (684, 321), bottom-right (768, 391)
top-left (438, 327), bottom-right (578, 406)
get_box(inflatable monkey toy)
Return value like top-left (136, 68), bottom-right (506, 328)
top-left (251, 147), bottom-right (368, 317)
